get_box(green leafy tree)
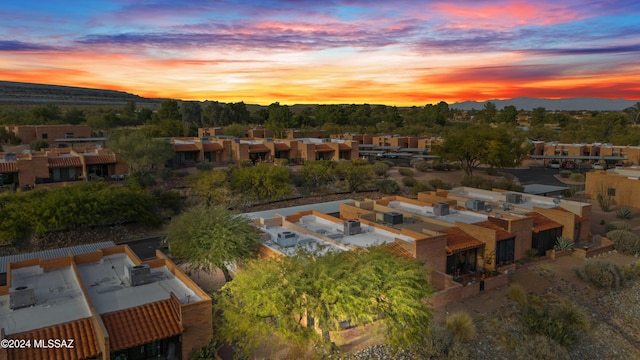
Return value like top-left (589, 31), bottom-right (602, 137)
top-left (228, 164), bottom-right (291, 202)
top-left (335, 160), bottom-right (374, 192)
top-left (63, 108), bottom-right (86, 125)
top-left (530, 107), bottom-right (547, 127)
top-left (295, 160), bottom-right (336, 192)
top-left (215, 246), bottom-right (433, 357)
top-left (167, 205), bottom-right (260, 282)
top-left (107, 130), bottom-right (174, 175)
top-left (479, 102), bottom-right (497, 123)
top-left (30, 140), bottom-right (49, 151)
top-left (185, 170), bottom-right (230, 206)
top-left (265, 102), bottom-right (294, 138)
top-left (434, 125), bottom-right (526, 176)
top-left (497, 105), bottom-right (518, 124)
top-left (223, 123), bottom-right (246, 138)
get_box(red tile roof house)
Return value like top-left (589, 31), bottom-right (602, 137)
top-left (0, 245), bottom-right (212, 360)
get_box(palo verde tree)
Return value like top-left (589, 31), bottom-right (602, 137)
top-left (335, 160), bottom-right (374, 192)
top-left (166, 205), bottom-right (260, 282)
top-left (228, 163), bottom-right (291, 203)
top-left (214, 246), bottom-right (433, 357)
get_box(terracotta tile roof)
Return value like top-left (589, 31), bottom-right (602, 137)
top-left (0, 162), bottom-right (18, 173)
top-left (173, 143), bottom-right (200, 152)
top-left (203, 143), bottom-right (223, 152)
top-left (48, 157), bottom-right (82, 168)
top-left (338, 143), bottom-right (352, 151)
top-left (441, 228), bottom-right (485, 254)
top-left (248, 144), bottom-right (270, 153)
top-left (102, 299), bottom-right (183, 352)
top-left (84, 154), bottom-right (116, 165)
top-left (315, 144), bottom-right (334, 152)
top-left (8, 317), bottom-right (100, 360)
top-left (525, 212), bottom-right (563, 232)
top-left (475, 221), bottom-right (515, 241)
top-left (274, 143), bottom-right (290, 151)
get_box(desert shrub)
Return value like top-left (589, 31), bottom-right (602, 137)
top-left (508, 284), bottom-right (528, 305)
top-left (569, 173), bottom-right (584, 182)
top-left (575, 261), bottom-right (629, 289)
top-left (274, 158), bottom-right (289, 167)
top-left (425, 326), bottom-right (453, 358)
top-left (597, 193), bottom-right (612, 212)
top-left (195, 161), bottom-right (213, 171)
top-left (445, 312), bottom-right (475, 343)
top-left (402, 176), bottom-right (417, 187)
top-left (414, 160), bottom-right (432, 172)
top-left (616, 207), bottom-right (632, 219)
top-left (512, 334), bottom-right (570, 360)
top-left (485, 167), bottom-right (498, 175)
top-left (373, 162), bottom-right (390, 177)
top-left (606, 230), bottom-right (640, 255)
top-left (381, 160), bottom-right (396, 167)
top-left (398, 167), bottom-right (414, 176)
top-left (559, 170), bottom-right (572, 178)
top-left (412, 182), bottom-right (431, 195)
top-left (517, 294), bottom-right (589, 348)
top-left (605, 221), bottom-right (632, 232)
top-left (157, 167), bottom-right (174, 180)
top-left (461, 176), bottom-right (493, 190)
top-left (377, 179), bottom-right (400, 194)
top-left (429, 178), bottom-right (451, 190)
top-left (410, 158), bottom-right (424, 168)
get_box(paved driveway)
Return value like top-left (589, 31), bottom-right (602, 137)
top-left (499, 165), bottom-right (567, 186)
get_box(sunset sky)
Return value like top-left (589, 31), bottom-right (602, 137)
top-left (1, 0), bottom-right (639, 106)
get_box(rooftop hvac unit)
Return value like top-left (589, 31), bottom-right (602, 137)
top-left (505, 193), bottom-right (523, 204)
top-left (383, 212), bottom-right (403, 225)
top-left (276, 231), bottom-right (298, 248)
top-left (465, 199), bottom-right (485, 211)
top-left (434, 202), bottom-right (450, 216)
top-left (126, 264), bottom-right (151, 287)
top-left (375, 212), bottom-right (385, 222)
top-left (502, 202), bottom-right (512, 211)
top-left (10, 285), bottom-right (37, 310)
top-left (344, 220), bottom-right (362, 235)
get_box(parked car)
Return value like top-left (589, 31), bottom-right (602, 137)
top-left (615, 163), bottom-right (624, 169)
top-left (548, 160), bottom-right (561, 169)
top-left (592, 163), bottom-right (604, 170)
top-left (563, 161), bottom-right (576, 169)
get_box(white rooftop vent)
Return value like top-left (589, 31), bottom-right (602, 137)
top-left (126, 264), bottom-right (151, 286)
top-left (10, 285), bottom-right (36, 310)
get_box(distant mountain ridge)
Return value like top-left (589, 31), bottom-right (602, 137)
top-left (0, 81), bottom-right (164, 106)
top-left (450, 97), bottom-right (639, 111)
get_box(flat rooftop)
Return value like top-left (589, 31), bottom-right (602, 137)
top-left (295, 214), bottom-right (417, 248)
top-left (76, 253), bottom-right (200, 314)
top-left (386, 200), bottom-right (488, 224)
top-left (260, 224), bottom-right (348, 256)
top-left (0, 265), bottom-right (91, 335)
top-left (244, 199), bottom-right (354, 219)
top-left (449, 188), bottom-right (558, 210)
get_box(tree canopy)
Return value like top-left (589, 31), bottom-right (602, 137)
top-left (167, 205), bottom-right (261, 282)
top-left (434, 125), bottom-right (527, 176)
top-left (214, 246), bottom-right (433, 357)
top-left (107, 130), bottom-right (174, 174)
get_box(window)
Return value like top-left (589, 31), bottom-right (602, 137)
top-left (65, 132), bottom-right (73, 138)
top-left (608, 187), bottom-right (616, 196)
top-left (41, 133), bottom-right (48, 139)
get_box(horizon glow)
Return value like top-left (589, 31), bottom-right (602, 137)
top-left (1, 0), bottom-right (639, 106)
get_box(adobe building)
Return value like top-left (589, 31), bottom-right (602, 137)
top-left (585, 167), bottom-right (640, 208)
top-left (0, 244), bottom-right (212, 360)
top-left (4, 125), bottom-right (92, 146)
top-left (0, 147), bottom-right (128, 189)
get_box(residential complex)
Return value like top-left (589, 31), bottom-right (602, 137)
top-left (3, 125), bottom-right (92, 146)
top-left (251, 188), bottom-right (592, 306)
top-left (530, 141), bottom-right (640, 166)
top-left (0, 244), bottom-right (212, 360)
